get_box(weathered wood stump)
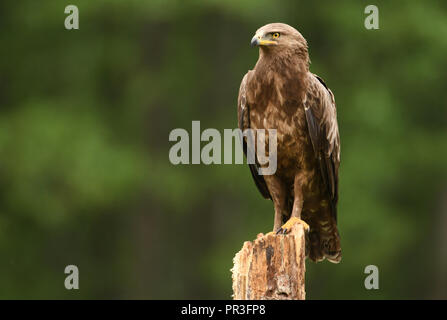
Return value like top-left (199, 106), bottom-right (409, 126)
top-left (231, 224), bottom-right (306, 300)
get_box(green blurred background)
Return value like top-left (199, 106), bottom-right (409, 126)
top-left (0, 0), bottom-right (446, 299)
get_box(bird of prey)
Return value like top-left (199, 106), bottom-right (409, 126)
top-left (237, 23), bottom-right (341, 263)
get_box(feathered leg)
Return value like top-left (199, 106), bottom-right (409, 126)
top-left (277, 172), bottom-right (310, 234)
top-left (263, 175), bottom-right (288, 233)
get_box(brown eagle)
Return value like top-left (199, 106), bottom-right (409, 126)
top-left (238, 23), bottom-right (341, 263)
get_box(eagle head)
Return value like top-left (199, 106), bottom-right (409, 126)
top-left (250, 23), bottom-right (308, 55)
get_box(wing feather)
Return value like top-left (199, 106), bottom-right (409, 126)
top-left (238, 72), bottom-right (271, 199)
top-left (305, 74), bottom-right (340, 221)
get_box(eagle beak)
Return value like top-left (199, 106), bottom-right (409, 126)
top-left (250, 34), bottom-right (277, 47)
top-left (251, 35), bottom-right (260, 47)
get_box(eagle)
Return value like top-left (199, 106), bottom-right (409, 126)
top-left (237, 23), bottom-right (341, 263)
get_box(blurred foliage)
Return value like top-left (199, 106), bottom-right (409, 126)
top-left (0, 0), bottom-right (446, 299)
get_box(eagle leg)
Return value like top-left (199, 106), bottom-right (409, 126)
top-left (277, 172), bottom-right (310, 235)
top-left (262, 175), bottom-right (288, 233)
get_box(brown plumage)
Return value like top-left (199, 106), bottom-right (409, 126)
top-left (237, 23), bottom-right (341, 263)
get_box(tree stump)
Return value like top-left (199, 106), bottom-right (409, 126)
top-left (231, 223), bottom-right (306, 300)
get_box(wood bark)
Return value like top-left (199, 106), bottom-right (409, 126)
top-left (231, 224), bottom-right (306, 300)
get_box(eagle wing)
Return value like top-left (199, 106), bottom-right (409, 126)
top-left (237, 72), bottom-right (271, 199)
top-left (304, 74), bottom-right (340, 221)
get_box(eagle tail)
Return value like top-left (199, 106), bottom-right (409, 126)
top-left (307, 216), bottom-right (341, 264)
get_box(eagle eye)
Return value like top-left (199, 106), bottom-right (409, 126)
top-left (272, 32), bottom-right (280, 39)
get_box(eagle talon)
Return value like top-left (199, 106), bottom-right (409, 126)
top-left (278, 217), bottom-right (310, 235)
top-left (275, 228), bottom-right (284, 235)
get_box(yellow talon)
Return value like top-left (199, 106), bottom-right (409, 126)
top-left (277, 217), bottom-right (310, 234)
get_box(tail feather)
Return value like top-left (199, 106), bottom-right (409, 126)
top-left (308, 231), bottom-right (324, 262)
top-left (307, 219), bottom-right (341, 263)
